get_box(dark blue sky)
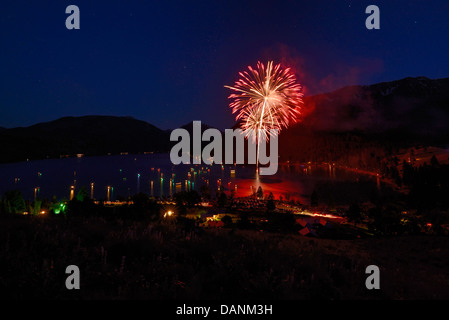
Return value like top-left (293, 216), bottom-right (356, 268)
top-left (0, 0), bottom-right (448, 130)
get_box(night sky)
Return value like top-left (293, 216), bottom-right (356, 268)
top-left (0, 0), bottom-right (448, 130)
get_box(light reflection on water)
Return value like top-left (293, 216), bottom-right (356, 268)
top-left (0, 153), bottom-right (370, 203)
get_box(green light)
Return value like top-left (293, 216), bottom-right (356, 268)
top-left (55, 202), bottom-right (67, 215)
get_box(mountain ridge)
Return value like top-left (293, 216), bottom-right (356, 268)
top-left (1, 76), bottom-right (448, 164)
top-left (0, 115), bottom-right (171, 163)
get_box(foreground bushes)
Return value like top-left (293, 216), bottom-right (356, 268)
top-left (0, 214), bottom-right (448, 299)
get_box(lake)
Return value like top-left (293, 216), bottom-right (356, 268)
top-left (0, 153), bottom-right (381, 204)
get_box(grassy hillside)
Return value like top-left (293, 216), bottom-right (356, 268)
top-left (1, 214), bottom-right (448, 300)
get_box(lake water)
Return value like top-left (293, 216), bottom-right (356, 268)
top-left (0, 153), bottom-right (377, 204)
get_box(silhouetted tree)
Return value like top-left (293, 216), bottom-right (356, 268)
top-left (76, 186), bottom-right (89, 202)
top-left (4, 190), bottom-right (26, 214)
top-left (425, 210), bottom-right (449, 235)
top-left (256, 186), bottom-right (263, 199)
top-left (200, 184), bottom-right (211, 200)
top-left (370, 205), bottom-right (403, 235)
top-left (229, 189), bottom-right (235, 205)
top-left (402, 160), bottom-right (414, 186)
top-left (217, 191), bottom-right (227, 208)
top-left (29, 199), bottom-right (42, 215)
top-left (266, 192), bottom-right (275, 212)
top-left (430, 155), bottom-right (439, 168)
top-left (173, 190), bottom-right (201, 207)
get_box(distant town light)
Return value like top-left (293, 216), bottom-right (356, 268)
top-left (164, 210), bottom-right (174, 218)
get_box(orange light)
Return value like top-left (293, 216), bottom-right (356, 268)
top-left (164, 210), bottom-right (174, 218)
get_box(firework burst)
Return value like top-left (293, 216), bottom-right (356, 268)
top-left (225, 61), bottom-right (303, 170)
top-left (239, 106), bottom-right (280, 142)
top-left (225, 60), bottom-right (303, 141)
